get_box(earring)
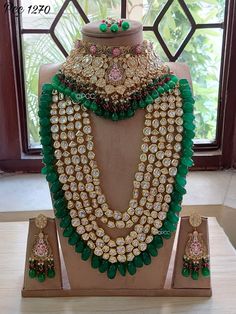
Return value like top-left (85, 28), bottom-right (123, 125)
top-left (182, 212), bottom-right (210, 280)
top-left (28, 214), bottom-right (55, 282)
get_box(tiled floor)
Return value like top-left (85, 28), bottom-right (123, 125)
top-left (0, 170), bottom-right (235, 212)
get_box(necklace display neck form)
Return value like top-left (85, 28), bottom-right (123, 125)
top-left (81, 19), bottom-right (144, 47)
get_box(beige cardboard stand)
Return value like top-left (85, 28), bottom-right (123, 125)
top-left (22, 218), bottom-right (63, 295)
top-left (22, 215), bottom-right (212, 297)
top-left (172, 216), bottom-right (212, 293)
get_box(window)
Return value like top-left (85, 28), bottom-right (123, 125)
top-left (0, 0), bottom-right (236, 171)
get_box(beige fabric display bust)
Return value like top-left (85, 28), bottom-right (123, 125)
top-left (37, 20), bottom-right (198, 295)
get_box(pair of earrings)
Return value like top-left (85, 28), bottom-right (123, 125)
top-left (182, 212), bottom-right (210, 280)
top-left (28, 214), bottom-right (55, 282)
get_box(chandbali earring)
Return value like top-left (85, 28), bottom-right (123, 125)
top-left (182, 212), bottom-right (210, 280)
top-left (28, 214), bottom-right (55, 282)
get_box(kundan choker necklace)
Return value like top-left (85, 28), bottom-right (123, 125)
top-left (39, 39), bottom-right (195, 279)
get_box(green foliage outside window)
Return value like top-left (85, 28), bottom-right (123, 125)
top-left (21, 0), bottom-right (225, 147)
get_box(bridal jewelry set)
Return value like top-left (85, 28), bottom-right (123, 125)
top-left (31, 18), bottom-right (210, 281)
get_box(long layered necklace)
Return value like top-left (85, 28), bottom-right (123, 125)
top-left (39, 39), bottom-right (195, 279)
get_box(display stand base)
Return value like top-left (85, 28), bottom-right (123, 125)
top-left (22, 217), bottom-right (212, 298)
top-left (22, 287), bottom-right (212, 297)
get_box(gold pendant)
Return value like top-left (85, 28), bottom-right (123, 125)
top-left (28, 214), bottom-right (55, 282)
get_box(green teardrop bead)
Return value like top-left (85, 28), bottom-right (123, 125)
top-left (54, 198), bottom-right (66, 210)
top-left (75, 240), bottom-right (85, 253)
top-left (157, 86), bottom-right (165, 94)
top-left (42, 83), bottom-right (53, 92)
top-left (202, 267), bottom-right (210, 277)
top-left (169, 202), bottom-right (182, 213)
top-left (38, 273), bottom-right (46, 282)
top-left (191, 271), bottom-right (199, 280)
top-left (112, 113), bottom-right (119, 121)
top-left (41, 136), bottom-right (52, 146)
top-left (64, 87), bottom-right (72, 96)
top-left (167, 211), bottom-right (179, 224)
top-left (90, 102), bottom-right (98, 111)
top-left (46, 172), bottom-right (58, 183)
top-left (182, 138), bottom-right (193, 149)
top-left (184, 130), bottom-right (195, 140)
top-left (184, 122), bottom-right (196, 131)
top-left (181, 157), bottom-right (194, 167)
top-left (63, 225), bottom-right (74, 238)
top-left (50, 181), bottom-right (62, 193)
top-left (153, 235), bottom-right (163, 249)
top-left (53, 190), bottom-right (64, 201)
top-left (68, 232), bottom-right (79, 245)
top-left (29, 269), bottom-right (36, 278)
top-left (183, 113), bottom-right (195, 122)
top-left (91, 255), bottom-right (101, 269)
top-left (107, 264), bottom-right (117, 279)
top-left (117, 263), bottom-right (126, 276)
top-left (170, 75), bottom-right (178, 83)
top-left (178, 164), bottom-right (188, 176)
top-left (47, 269), bottom-right (55, 278)
top-left (182, 147), bottom-right (194, 157)
top-left (132, 100), bottom-right (139, 110)
top-left (164, 220), bottom-right (177, 232)
top-left (118, 111), bottom-right (125, 120)
top-left (179, 79), bottom-right (189, 85)
top-left (60, 215), bottom-right (71, 228)
top-left (133, 255), bottom-right (143, 268)
top-left (141, 251), bottom-right (151, 265)
top-left (127, 109), bottom-right (134, 117)
top-left (183, 101), bottom-right (194, 111)
top-left (127, 262), bottom-right (136, 275)
top-left (139, 100), bottom-right (146, 108)
top-left (147, 243), bottom-right (158, 257)
top-left (171, 191), bottom-right (183, 203)
top-left (182, 267), bottom-right (190, 277)
top-left (55, 209), bottom-right (67, 220)
top-left (144, 94), bottom-right (153, 105)
top-left (176, 174), bottom-right (187, 187)
top-left (99, 260), bottom-right (109, 273)
top-left (41, 167), bottom-right (48, 175)
top-left (81, 247), bottom-right (91, 261)
top-left (151, 90), bottom-right (159, 99)
top-left (163, 83), bottom-right (170, 91)
top-left (174, 183), bottom-right (186, 195)
top-left (168, 80), bottom-right (175, 89)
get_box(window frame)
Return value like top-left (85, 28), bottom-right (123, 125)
top-left (0, 0), bottom-right (236, 172)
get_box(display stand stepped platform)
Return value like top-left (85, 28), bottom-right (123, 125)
top-left (22, 216), bottom-right (212, 297)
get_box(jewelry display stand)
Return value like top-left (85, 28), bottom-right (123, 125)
top-left (22, 215), bottom-right (211, 297)
top-left (22, 218), bottom-right (63, 295)
top-left (172, 216), bottom-right (211, 291)
top-left (22, 19), bottom-right (211, 297)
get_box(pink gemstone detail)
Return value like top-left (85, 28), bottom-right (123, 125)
top-left (33, 239), bottom-right (49, 258)
top-left (90, 45), bottom-right (97, 54)
top-left (135, 44), bottom-right (142, 54)
top-left (108, 64), bottom-right (123, 82)
top-left (112, 47), bottom-right (121, 57)
top-left (75, 40), bottom-right (81, 49)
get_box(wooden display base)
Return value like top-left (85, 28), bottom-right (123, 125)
top-left (22, 216), bottom-right (212, 297)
